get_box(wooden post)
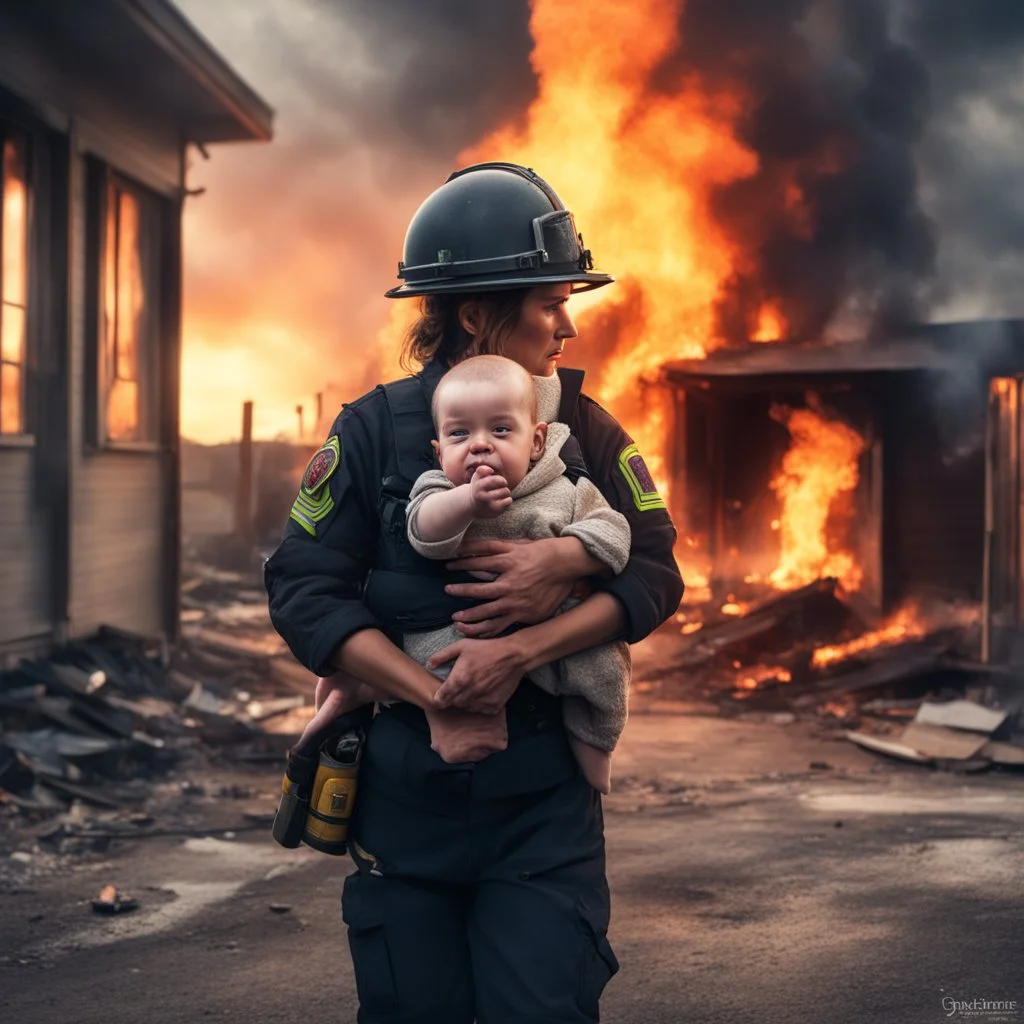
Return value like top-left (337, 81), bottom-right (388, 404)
top-left (236, 400), bottom-right (254, 542)
top-left (296, 403), bottom-right (304, 440)
top-left (315, 392), bottom-right (323, 437)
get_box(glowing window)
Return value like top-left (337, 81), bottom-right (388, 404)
top-left (0, 133), bottom-right (28, 435)
top-left (101, 174), bottom-right (158, 443)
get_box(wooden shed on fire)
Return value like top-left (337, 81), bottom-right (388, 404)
top-left (662, 320), bottom-right (1024, 665)
top-left (0, 0), bottom-right (272, 661)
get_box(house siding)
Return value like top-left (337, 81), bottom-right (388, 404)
top-left (68, 454), bottom-right (168, 637)
top-left (0, 448), bottom-right (51, 644)
top-left (0, 7), bottom-right (184, 648)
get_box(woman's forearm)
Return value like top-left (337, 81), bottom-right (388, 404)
top-left (548, 535), bottom-right (614, 581)
top-left (331, 628), bottom-right (439, 710)
top-left (506, 591), bottom-right (626, 673)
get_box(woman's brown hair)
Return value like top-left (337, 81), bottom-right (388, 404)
top-left (399, 289), bottom-right (530, 372)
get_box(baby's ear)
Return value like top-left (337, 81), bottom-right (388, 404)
top-left (531, 422), bottom-right (548, 461)
top-left (430, 439), bottom-right (441, 462)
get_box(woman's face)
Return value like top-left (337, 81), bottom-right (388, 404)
top-left (501, 283), bottom-right (578, 377)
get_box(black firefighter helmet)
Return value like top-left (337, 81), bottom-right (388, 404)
top-left (384, 162), bottom-right (614, 299)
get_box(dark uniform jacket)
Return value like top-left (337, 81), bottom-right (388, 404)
top-left (265, 359), bottom-right (684, 678)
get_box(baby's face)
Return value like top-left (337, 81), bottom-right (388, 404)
top-left (432, 379), bottom-right (545, 489)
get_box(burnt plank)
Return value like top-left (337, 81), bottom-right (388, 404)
top-left (676, 578), bottom-right (845, 668)
top-left (793, 645), bottom-right (945, 708)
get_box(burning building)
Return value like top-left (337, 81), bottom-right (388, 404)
top-left (661, 319), bottom-right (1024, 670)
top-left (0, 0), bottom-right (272, 661)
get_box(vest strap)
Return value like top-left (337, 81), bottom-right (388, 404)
top-left (380, 376), bottom-right (437, 488)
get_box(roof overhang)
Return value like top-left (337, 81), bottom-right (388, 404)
top-left (112, 0), bottom-right (273, 143)
top-left (663, 320), bottom-right (1024, 389)
top-left (19, 0), bottom-right (273, 144)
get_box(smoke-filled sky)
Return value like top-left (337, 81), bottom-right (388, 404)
top-left (175, 0), bottom-right (1024, 443)
top-left (175, 0), bottom-right (537, 442)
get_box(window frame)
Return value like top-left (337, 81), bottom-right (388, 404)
top-left (85, 160), bottom-right (163, 453)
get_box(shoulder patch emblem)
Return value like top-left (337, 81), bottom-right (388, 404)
top-left (618, 443), bottom-right (667, 512)
top-left (302, 436), bottom-right (341, 494)
top-left (290, 436), bottom-right (341, 536)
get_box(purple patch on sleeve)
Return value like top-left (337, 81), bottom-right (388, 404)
top-left (628, 453), bottom-right (656, 493)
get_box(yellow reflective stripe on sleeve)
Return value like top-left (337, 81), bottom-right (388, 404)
top-left (289, 505), bottom-right (317, 536)
top-left (293, 489), bottom-right (335, 521)
top-left (617, 442), bottom-right (667, 512)
top-left (290, 491), bottom-right (335, 528)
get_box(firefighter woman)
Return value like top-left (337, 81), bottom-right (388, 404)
top-left (265, 162), bottom-right (684, 1023)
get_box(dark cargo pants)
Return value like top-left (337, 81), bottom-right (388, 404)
top-left (341, 700), bottom-right (619, 1024)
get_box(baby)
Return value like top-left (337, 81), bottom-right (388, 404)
top-left (300, 355), bottom-right (632, 794)
top-left (402, 355), bottom-right (632, 794)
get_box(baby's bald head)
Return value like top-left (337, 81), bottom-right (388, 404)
top-left (432, 355), bottom-right (538, 427)
top-left (430, 355), bottom-right (547, 490)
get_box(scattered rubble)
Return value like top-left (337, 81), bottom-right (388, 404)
top-left (6, 557), bottom-right (1021, 858)
top-left (847, 696), bottom-right (1023, 769)
top-left (0, 564), bottom-right (318, 845)
top-left (637, 576), bottom-right (1024, 772)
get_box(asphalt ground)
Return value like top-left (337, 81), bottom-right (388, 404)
top-left (1, 713), bottom-right (1022, 1024)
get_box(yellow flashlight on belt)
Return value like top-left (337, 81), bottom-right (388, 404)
top-left (272, 709), bottom-right (369, 856)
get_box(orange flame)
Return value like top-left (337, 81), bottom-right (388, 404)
top-left (735, 665), bottom-right (792, 693)
top-left (752, 304), bottom-right (785, 342)
top-left (768, 402), bottom-right (866, 591)
top-left (458, 0), bottom-right (770, 505)
top-left (721, 597), bottom-right (751, 617)
top-left (812, 600), bottom-right (980, 670)
top-left (812, 605), bottom-right (924, 669)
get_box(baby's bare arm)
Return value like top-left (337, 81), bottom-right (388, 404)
top-left (412, 484), bottom-right (477, 543)
top-left (413, 467), bottom-right (512, 542)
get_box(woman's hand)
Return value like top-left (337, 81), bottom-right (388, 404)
top-left (443, 538), bottom-right (579, 637)
top-left (298, 673), bottom-right (379, 748)
top-left (424, 706), bottom-right (508, 763)
top-left (429, 636), bottom-right (527, 715)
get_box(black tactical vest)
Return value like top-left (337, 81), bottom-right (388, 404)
top-left (361, 367), bottom-right (590, 638)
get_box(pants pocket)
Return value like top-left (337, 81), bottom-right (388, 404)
top-left (342, 873), bottom-right (400, 1015)
top-left (576, 899), bottom-right (620, 1019)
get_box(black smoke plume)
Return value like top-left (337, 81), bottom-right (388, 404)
top-left (652, 0), bottom-right (1024, 344)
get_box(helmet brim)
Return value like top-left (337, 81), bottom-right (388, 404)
top-left (384, 271), bottom-right (614, 299)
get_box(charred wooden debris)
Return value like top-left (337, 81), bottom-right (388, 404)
top-left (640, 577), bottom-right (1024, 770)
top-left (0, 567), bottom-right (316, 843)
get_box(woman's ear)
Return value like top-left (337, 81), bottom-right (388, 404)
top-left (530, 422), bottom-right (548, 461)
top-left (457, 299), bottom-right (483, 338)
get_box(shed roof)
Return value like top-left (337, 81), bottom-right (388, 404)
top-left (662, 320), bottom-right (1024, 386)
